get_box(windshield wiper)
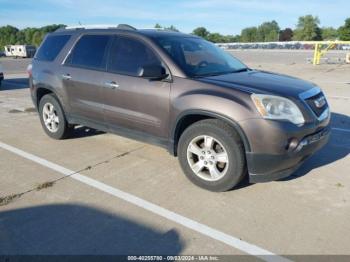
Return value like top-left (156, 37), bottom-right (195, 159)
top-left (196, 72), bottom-right (229, 77)
top-left (194, 71), bottom-right (236, 77)
top-left (193, 68), bottom-right (250, 78)
top-left (231, 68), bottom-right (250, 73)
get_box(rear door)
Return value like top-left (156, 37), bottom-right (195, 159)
top-left (62, 34), bottom-right (111, 125)
top-left (103, 35), bottom-right (171, 139)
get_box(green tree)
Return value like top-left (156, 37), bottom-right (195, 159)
top-left (293, 15), bottom-right (322, 41)
top-left (192, 27), bottom-right (239, 43)
top-left (0, 25), bottom-right (19, 47)
top-left (207, 33), bottom-right (226, 43)
top-left (166, 25), bottom-right (179, 32)
top-left (321, 27), bottom-right (338, 40)
top-left (32, 31), bottom-right (43, 46)
top-left (41, 24), bottom-right (65, 33)
top-left (257, 20), bottom-right (280, 42)
top-left (15, 31), bottom-right (25, 44)
top-left (338, 18), bottom-right (350, 41)
top-left (154, 24), bottom-right (179, 32)
top-left (192, 27), bottom-right (210, 38)
top-left (225, 34), bottom-right (241, 42)
top-left (279, 28), bottom-right (293, 41)
top-left (154, 23), bottom-right (162, 29)
top-left (241, 27), bottom-right (258, 42)
top-left (22, 28), bottom-right (36, 44)
top-left (0, 24), bottom-right (65, 48)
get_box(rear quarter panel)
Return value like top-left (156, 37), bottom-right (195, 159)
top-left (31, 33), bottom-right (80, 112)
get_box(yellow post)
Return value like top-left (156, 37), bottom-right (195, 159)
top-left (309, 41), bottom-right (350, 65)
top-left (313, 43), bottom-right (320, 65)
top-left (346, 53), bottom-right (350, 64)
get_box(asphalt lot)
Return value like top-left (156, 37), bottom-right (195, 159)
top-left (0, 51), bottom-right (350, 260)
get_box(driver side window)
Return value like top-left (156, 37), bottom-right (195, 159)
top-left (108, 36), bottom-right (161, 76)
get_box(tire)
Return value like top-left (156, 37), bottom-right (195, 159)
top-left (178, 119), bottom-right (246, 192)
top-left (38, 94), bottom-right (72, 139)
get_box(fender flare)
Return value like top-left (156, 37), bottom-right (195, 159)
top-left (171, 109), bottom-right (251, 155)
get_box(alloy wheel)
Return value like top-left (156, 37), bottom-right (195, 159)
top-left (186, 135), bottom-right (229, 181)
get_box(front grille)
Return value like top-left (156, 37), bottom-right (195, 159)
top-left (304, 92), bottom-right (328, 117)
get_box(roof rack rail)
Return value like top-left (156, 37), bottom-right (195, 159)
top-left (140, 27), bottom-right (177, 32)
top-left (58, 24), bottom-right (137, 31)
top-left (116, 24), bottom-right (137, 30)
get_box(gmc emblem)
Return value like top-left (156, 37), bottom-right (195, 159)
top-left (314, 96), bottom-right (326, 108)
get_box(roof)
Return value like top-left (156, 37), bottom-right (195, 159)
top-left (55, 24), bottom-right (198, 39)
top-left (138, 29), bottom-right (197, 38)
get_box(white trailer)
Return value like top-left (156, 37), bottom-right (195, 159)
top-left (4, 45), bottom-right (36, 58)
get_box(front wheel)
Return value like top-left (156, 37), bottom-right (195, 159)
top-left (178, 119), bottom-right (246, 192)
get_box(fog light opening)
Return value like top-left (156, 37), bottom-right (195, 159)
top-left (286, 138), bottom-right (299, 151)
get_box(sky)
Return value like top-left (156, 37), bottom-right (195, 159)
top-left (0, 0), bottom-right (349, 35)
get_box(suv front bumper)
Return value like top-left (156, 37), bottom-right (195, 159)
top-left (239, 105), bottom-right (331, 183)
top-left (247, 127), bottom-right (330, 182)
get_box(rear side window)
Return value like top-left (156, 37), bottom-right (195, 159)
top-left (108, 36), bottom-right (161, 76)
top-left (66, 35), bottom-right (111, 70)
top-left (35, 35), bottom-right (71, 61)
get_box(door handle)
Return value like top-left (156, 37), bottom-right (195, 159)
top-left (104, 81), bottom-right (119, 89)
top-left (62, 74), bottom-right (72, 80)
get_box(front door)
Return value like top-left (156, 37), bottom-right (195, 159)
top-left (103, 35), bottom-right (171, 139)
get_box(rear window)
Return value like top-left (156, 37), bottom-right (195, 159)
top-left (35, 35), bottom-right (71, 61)
top-left (65, 35), bottom-right (111, 70)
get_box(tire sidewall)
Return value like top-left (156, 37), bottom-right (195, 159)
top-left (39, 94), bottom-right (68, 139)
top-left (178, 122), bottom-right (245, 192)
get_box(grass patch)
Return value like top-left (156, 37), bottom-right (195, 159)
top-left (36, 181), bottom-right (55, 191)
top-left (0, 193), bottom-right (23, 206)
top-left (24, 107), bottom-right (37, 113)
top-left (335, 182), bottom-right (344, 188)
top-left (8, 109), bottom-right (22, 113)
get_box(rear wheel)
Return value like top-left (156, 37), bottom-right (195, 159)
top-left (178, 119), bottom-right (246, 192)
top-left (38, 94), bottom-right (72, 139)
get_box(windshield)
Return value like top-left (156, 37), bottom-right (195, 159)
top-left (151, 36), bottom-right (247, 77)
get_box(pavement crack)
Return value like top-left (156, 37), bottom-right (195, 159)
top-left (0, 193), bottom-right (24, 206)
top-left (0, 145), bottom-right (146, 206)
top-left (74, 145), bottom-right (146, 174)
top-left (35, 181), bottom-right (55, 190)
top-left (8, 109), bottom-right (22, 114)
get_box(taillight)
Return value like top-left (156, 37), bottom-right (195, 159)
top-left (27, 64), bottom-right (32, 77)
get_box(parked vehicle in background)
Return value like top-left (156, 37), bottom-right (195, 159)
top-left (0, 51), bottom-right (5, 57)
top-left (29, 24), bottom-right (330, 191)
top-left (0, 63), bottom-right (4, 87)
top-left (217, 41), bottom-right (350, 51)
top-left (4, 45), bottom-right (36, 58)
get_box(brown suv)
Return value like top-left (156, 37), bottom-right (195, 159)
top-left (29, 24), bottom-right (330, 191)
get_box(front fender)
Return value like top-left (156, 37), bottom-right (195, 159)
top-left (171, 109), bottom-right (252, 155)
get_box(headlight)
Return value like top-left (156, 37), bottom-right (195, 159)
top-left (251, 94), bottom-right (305, 125)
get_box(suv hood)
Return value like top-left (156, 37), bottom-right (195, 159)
top-left (198, 70), bottom-right (316, 98)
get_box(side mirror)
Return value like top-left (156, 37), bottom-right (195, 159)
top-left (138, 64), bottom-right (168, 80)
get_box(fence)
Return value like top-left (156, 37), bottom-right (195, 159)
top-left (216, 41), bottom-right (350, 65)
